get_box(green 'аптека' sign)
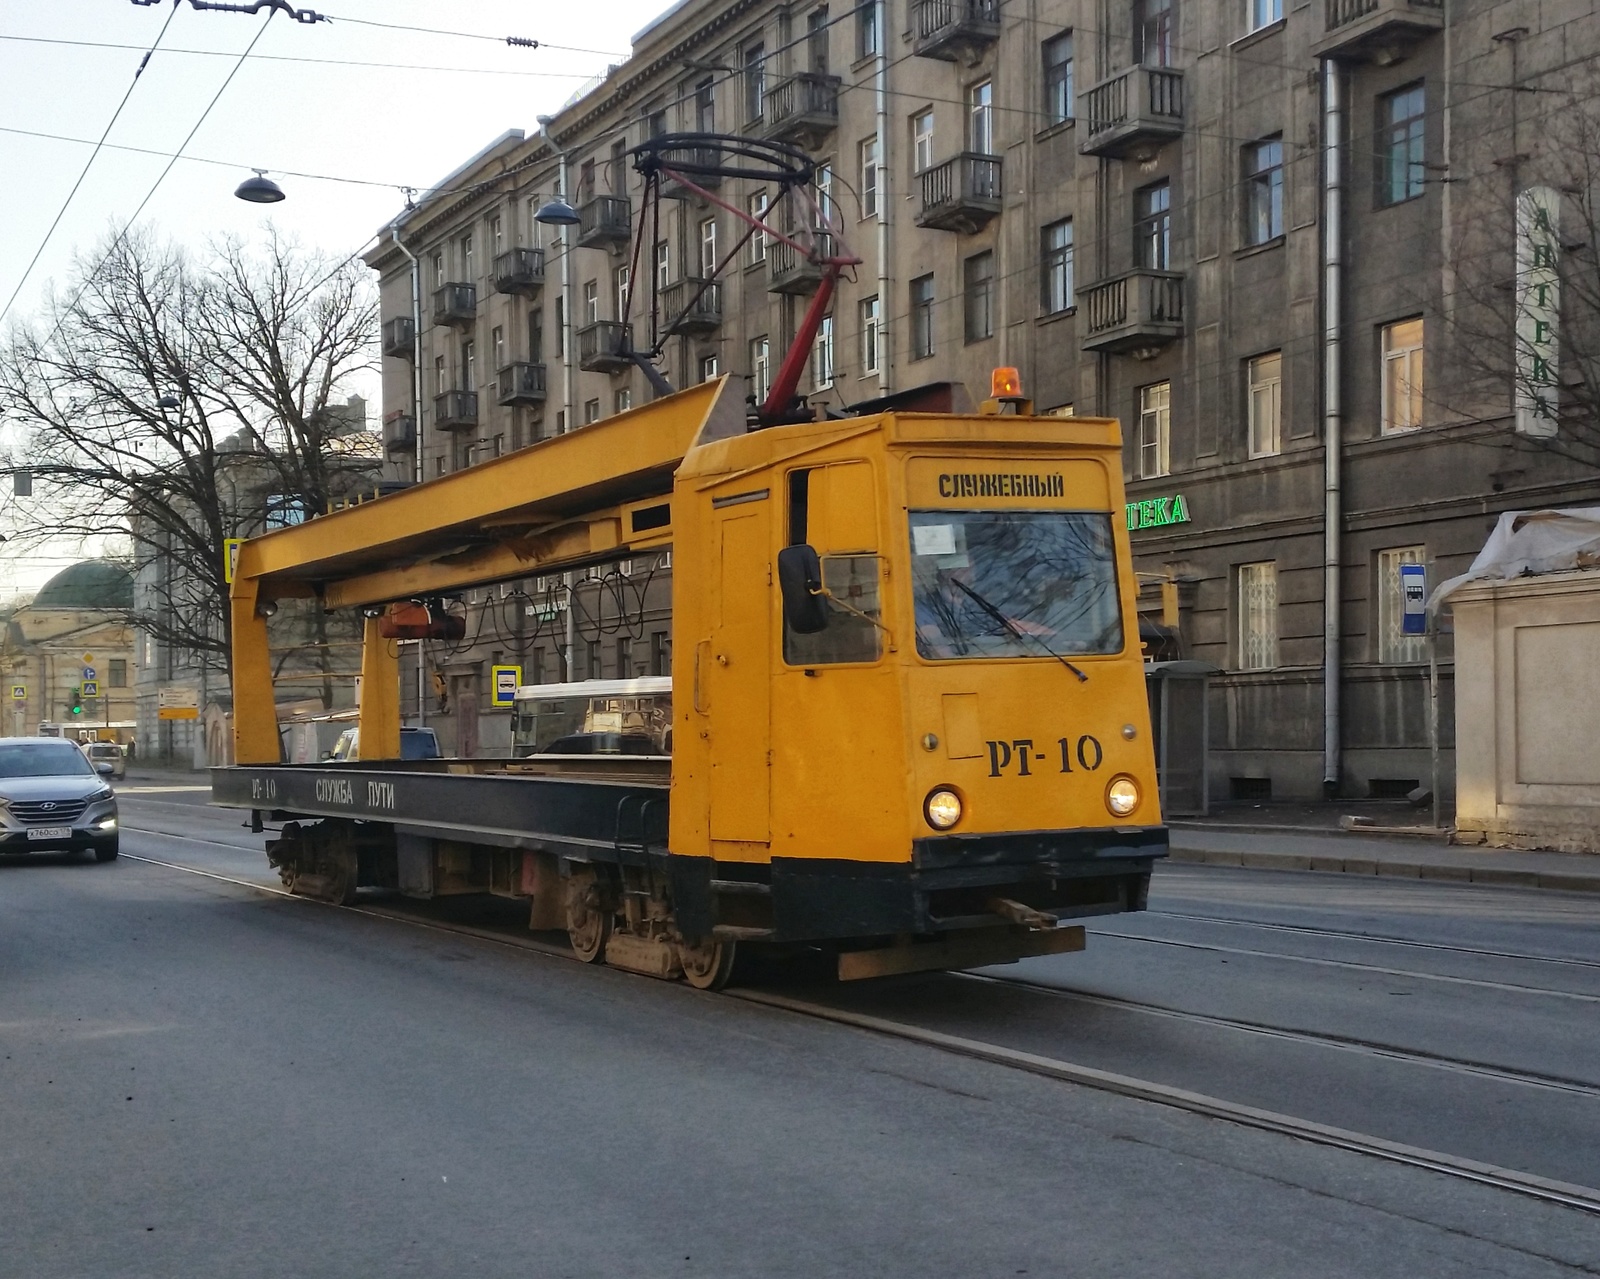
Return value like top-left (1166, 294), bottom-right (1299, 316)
top-left (1126, 494), bottom-right (1191, 531)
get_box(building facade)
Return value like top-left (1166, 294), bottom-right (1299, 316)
top-left (364, 0), bottom-right (1600, 797)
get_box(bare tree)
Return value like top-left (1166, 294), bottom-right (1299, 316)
top-left (0, 225), bottom-right (379, 687)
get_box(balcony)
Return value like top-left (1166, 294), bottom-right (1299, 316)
top-left (661, 279), bottom-right (722, 335)
top-left (576, 196), bottom-right (632, 250)
top-left (433, 390), bottom-right (479, 430)
top-left (763, 73), bottom-right (841, 148)
top-left (496, 362), bottom-right (548, 407)
top-left (915, 154), bottom-right (1002, 234)
top-left (431, 283), bottom-right (477, 328)
top-left (1079, 67), bottom-right (1184, 159)
top-left (1311, 0), bottom-right (1443, 60)
top-left (577, 321), bottom-right (633, 373)
top-left (492, 247), bottom-right (545, 296)
top-left (659, 147), bottom-right (724, 201)
top-left (768, 233), bottom-right (834, 296)
top-left (1079, 270), bottom-right (1186, 355)
top-left (911, 0), bottom-right (1000, 61)
top-left (383, 414), bottom-right (415, 456)
top-left (381, 316), bottom-right (415, 359)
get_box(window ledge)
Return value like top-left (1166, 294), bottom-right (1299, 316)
top-left (1230, 17), bottom-right (1285, 50)
top-left (851, 52), bottom-right (880, 72)
top-left (1375, 191), bottom-right (1427, 211)
top-left (1035, 306), bottom-right (1078, 326)
top-left (1234, 235), bottom-right (1285, 260)
top-left (1033, 118), bottom-right (1076, 143)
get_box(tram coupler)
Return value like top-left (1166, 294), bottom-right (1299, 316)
top-left (837, 924), bottom-right (1086, 981)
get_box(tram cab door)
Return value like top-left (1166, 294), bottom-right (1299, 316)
top-left (705, 503), bottom-right (773, 847)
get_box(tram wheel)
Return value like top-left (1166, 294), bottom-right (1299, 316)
top-left (565, 868), bottom-right (612, 964)
top-left (679, 938), bottom-right (736, 991)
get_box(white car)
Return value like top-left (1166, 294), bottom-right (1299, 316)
top-left (82, 741), bottom-right (126, 780)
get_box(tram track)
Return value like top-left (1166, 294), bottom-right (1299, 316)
top-left (117, 836), bottom-right (1600, 1219)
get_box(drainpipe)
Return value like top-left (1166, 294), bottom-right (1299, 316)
top-left (538, 120), bottom-right (578, 680)
top-left (387, 215), bottom-right (428, 725)
top-left (874, 0), bottom-right (892, 394)
top-left (1321, 59), bottom-right (1343, 798)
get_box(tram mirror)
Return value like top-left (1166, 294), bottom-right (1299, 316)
top-left (777, 544), bottom-right (829, 634)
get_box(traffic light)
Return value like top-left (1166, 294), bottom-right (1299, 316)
top-left (69, 686), bottom-right (82, 716)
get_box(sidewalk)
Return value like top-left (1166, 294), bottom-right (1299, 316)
top-left (1168, 802), bottom-right (1600, 895)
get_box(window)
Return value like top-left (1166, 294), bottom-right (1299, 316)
top-left (807, 6), bottom-right (829, 73)
top-left (1243, 138), bottom-right (1284, 245)
top-left (784, 470), bottom-right (884, 666)
top-left (695, 77), bottom-right (715, 132)
top-left (1237, 562), bottom-right (1278, 670)
top-left (583, 398), bottom-right (601, 424)
top-left (1041, 219), bottom-right (1074, 314)
top-left (699, 218), bottom-right (717, 276)
top-left (963, 251), bottom-right (994, 343)
top-left (856, 0), bottom-right (880, 58)
top-left (748, 191), bottom-right (769, 264)
top-left (813, 315), bottom-right (835, 388)
top-left (815, 162), bottom-right (835, 226)
top-left (744, 42), bottom-right (766, 121)
top-left (912, 109), bottom-right (934, 173)
top-left (554, 296), bottom-right (565, 357)
top-left (654, 240), bottom-right (671, 292)
top-left (968, 80), bottom-right (993, 154)
top-left (1247, 352), bottom-right (1282, 457)
top-left (859, 136), bottom-right (880, 218)
top-left (1250, 0), bottom-right (1282, 29)
top-left (860, 295), bottom-right (880, 374)
top-left (586, 640), bottom-right (602, 679)
top-left (462, 341), bottom-right (476, 391)
top-left (109, 659), bottom-right (127, 688)
top-left (1381, 318), bottom-right (1424, 433)
top-left (1043, 33), bottom-right (1074, 125)
top-left (646, 105), bottom-right (667, 139)
top-left (525, 194), bottom-right (542, 246)
top-left (1137, 382), bottom-right (1170, 478)
top-left (613, 265), bottom-right (631, 323)
top-left (578, 159), bottom-right (596, 203)
top-left (1134, 0), bottom-right (1174, 66)
top-left (529, 308), bottom-right (544, 362)
top-left (616, 637), bottom-right (634, 677)
top-left (615, 388), bottom-right (632, 414)
top-left (752, 335), bottom-right (771, 402)
top-left (1379, 83), bottom-right (1426, 205)
top-left (651, 632), bottom-right (672, 676)
top-left (461, 232), bottom-right (474, 280)
top-left (434, 354), bottom-right (446, 397)
top-left (1135, 181), bottom-right (1171, 270)
top-left (431, 252), bottom-right (445, 287)
top-left (910, 274), bottom-right (934, 359)
top-left (490, 214), bottom-right (504, 256)
top-left (492, 325), bottom-right (505, 371)
top-left (1377, 547), bottom-right (1428, 663)
top-left (582, 280), bottom-right (599, 326)
top-left (699, 354), bottom-right (720, 382)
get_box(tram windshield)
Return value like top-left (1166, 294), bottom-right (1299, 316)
top-left (908, 510), bottom-right (1123, 660)
top-left (511, 678), bottom-right (673, 757)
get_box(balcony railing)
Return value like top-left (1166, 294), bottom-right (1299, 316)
top-left (660, 147), bottom-right (725, 201)
top-left (1078, 67), bottom-right (1184, 158)
top-left (915, 154), bottom-right (1002, 234)
top-left (768, 232), bottom-right (834, 295)
top-left (661, 279), bottom-right (723, 335)
top-left (763, 73), bottom-right (841, 146)
top-left (576, 196), bottom-right (632, 249)
top-left (381, 316), bottom-right (415, 359)
top-left (496, 362), bottom-right (548, 407)
top-left (1079, 270), bottom-right (1186, 354)
top-left (493, 247), bottom-right (545, 295)
top-left (1312, 0), bottom-right (1443, 59)
top-left (911, 0), bottom-right (1000, 60)
top-left (431, 283), bottom-right (477, 328)
top-left (433, 389), bottom-right (479, 430)
top-left (383, 414), bottom-right (415, 456)
top-left (577, 320), bottom-right (633, 373)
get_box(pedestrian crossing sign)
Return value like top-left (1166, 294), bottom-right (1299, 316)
top-left (81, 680), bottom-right (100, 698)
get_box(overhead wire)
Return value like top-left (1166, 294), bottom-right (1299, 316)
top-left (319, 11), bottom-right (626, 59)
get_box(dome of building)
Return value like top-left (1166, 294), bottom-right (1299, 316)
top-left (31, 559), bottom-right (134, 612)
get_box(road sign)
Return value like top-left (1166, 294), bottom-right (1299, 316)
top-left (491, 664), bottom-right (521, 707)
top-left (1400, 564), bottom-right (1427, 636)
top-left (82, 666), bottom-right (96, 681)
top-left (157, 685), bottom-right (200, 720)
top-left (224, 537), bottom-right (244, 585)
top-left (10, 684), bottom-right (25, 701)
top-left (81, 680), bottom-right (100, 699)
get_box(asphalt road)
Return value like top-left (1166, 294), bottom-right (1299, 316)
top-left (0, 783), bottom-right (1596, 1276)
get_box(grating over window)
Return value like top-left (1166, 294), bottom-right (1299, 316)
top-left (1376, 547), bottom-right (1427, 663)
top-left (1237, 561), bottom-right (1278, 670)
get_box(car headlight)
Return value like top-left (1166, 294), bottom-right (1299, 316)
top-left (1105, 775), bottom-right (1140, 818)
top-left (924, 786), bottom-right (964, 831)
top-left (91, 786), bottom-right (114, 801)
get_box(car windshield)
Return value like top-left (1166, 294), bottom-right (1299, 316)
top-left (909, 509), bottom-right (1123, 660)
top-left (0, 743), bottom-right (97, 778)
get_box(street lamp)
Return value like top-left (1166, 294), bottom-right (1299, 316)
top-left (534, 195), bottom-right (580, 226)
top-left (235, 170), bottom-right (286, 204)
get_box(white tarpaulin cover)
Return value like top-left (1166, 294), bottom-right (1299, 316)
top-left (1430, 506), bottom-right (1600, 613)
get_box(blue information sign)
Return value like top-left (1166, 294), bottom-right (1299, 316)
top-left (1400, 563), bottom-right (1427, 636)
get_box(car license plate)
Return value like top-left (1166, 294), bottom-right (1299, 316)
top-left (27, 827), bottom-right (72, 840)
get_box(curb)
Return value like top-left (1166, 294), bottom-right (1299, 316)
top-left (1166, 846), bottom-right (1600, 895)
top-left (1167, 820), bottom-right (1449, 842)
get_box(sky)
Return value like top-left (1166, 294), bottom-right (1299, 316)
top-left (0, 0), bottom-right (667, 600)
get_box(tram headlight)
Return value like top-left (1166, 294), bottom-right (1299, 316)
top-left (924, 787), bottom-right (964, 831)
top-left (1105, 775), bottom-right (1140, 818)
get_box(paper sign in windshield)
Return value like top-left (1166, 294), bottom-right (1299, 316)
top-left (913, 524), bottom-right (957, 556)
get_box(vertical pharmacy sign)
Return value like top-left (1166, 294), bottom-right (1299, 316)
top-left (1515, 185), bottom-right (1560, 439)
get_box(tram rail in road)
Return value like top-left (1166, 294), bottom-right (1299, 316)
top-left (116, 832), bottom-right (1600, 1222)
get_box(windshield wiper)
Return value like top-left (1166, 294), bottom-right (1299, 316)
top-left (949, 577), bottom-right (1088, 682)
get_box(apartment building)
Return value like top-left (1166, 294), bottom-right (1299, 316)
top-left (364, 0), bottom-right (1600, 797)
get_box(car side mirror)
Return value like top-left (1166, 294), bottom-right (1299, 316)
top-left (95, 762), bottom-right (115, 776)
top-left (777, 544), bottom-right (829, 635)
